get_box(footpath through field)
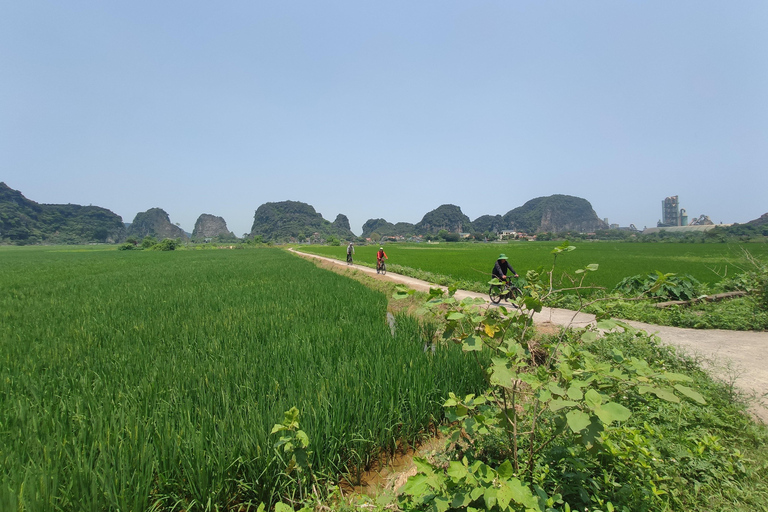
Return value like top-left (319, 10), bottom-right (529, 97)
top-left (291, 249), bottom-right (768, 424)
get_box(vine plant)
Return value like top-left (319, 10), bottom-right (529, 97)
top-left (394, 242), bottom-right (707, 512)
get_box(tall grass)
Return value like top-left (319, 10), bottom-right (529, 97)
top-left (0, 247), bottom-right (486, 510)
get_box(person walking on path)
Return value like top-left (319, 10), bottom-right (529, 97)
top-left (346, 242), bottom-right (355, 264)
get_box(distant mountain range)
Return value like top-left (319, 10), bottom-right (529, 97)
top-left (2, 181), bottom-right (762, 245)
top-left (0, 182), bottom-right (125, 244)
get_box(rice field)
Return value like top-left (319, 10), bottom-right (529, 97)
top-left (0, 246), bottom-right (487, 510)
top-left (303, 241), bottom-right (768, 290)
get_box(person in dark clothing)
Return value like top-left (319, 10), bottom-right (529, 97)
top-left (492, 253), bottom-right (518, 281)
top-left (346, 242), bottom-right (355, 264)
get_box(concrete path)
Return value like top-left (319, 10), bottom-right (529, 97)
top-left (292, 249), bottom-right (768, 424)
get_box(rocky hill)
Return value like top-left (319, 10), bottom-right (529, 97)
top-left (469, 214), bottom-right (505, 234)
top-left (360, 218), bottom-right (417, 239)
top-left (126, 208), bottom-right (188, 241)
top-left (503, 195), bottom-right (608, 233)
top-left (416, 204), bottom-right (472, 234)
top-left (0, 182), bottom-right (125, 244)
top-left (192, 214), bottom-right (235, 240)
top-left (250, 201), bottom-right (355, 241)
top-left (359, 196), bottom-right (606, 238)
top-left (746, 213), bottom-right (768, 227)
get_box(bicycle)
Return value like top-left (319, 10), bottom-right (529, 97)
top-left (346, 253), bottom-right (353, 265)
top-left (376, 259), bottom-right (387, 275)
top-left (489, 277), bottom-right (521, 305)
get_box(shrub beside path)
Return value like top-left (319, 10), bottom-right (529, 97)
top-left (292, 249), bottom-right (768, 424)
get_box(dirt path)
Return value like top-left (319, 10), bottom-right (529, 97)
top-left (292, 249), bottom-right (768, 424)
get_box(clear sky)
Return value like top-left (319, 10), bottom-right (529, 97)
top-left (2, 1), bottom-right (766, 236)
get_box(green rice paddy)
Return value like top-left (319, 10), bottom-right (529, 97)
top-left (304, 241), bottom-right (768, 290)
top-left (0, 247), bottom-right (486, 510)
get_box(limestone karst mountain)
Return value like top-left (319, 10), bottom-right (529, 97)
top-left (0, 182), bottom-right (125, 244)
top-left (126, 208), bottom-right (188, 241)
top-left (192, 214), bottom-right (236, 240)
top-left (249, 201), bottom-right (355, 241)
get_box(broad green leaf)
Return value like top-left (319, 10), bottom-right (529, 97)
top-left (586, 263), bottom-right (599, 271)
top-left (497, 460), bottom-right (515, 479)
top-left (275, 503), bottom-right (293, 512)
top-left (497, 482), bottom-right (513, 510)
top-left (413, 457), bottom-right (436, 476)
top-left (483, 487), bottom-right (498, 510)
top-left (433, 495), bottom-right (450, 512)
top-left (462, 335), bottom-right (483, 352)
top-left (594, 402), bottom-right (631, 425)
top-left (658, 372), bottom-right (693, 383)
top-left (674, 384), bottom-right (707, 404)
top-left (566, 410), bottom-right (591, 433)
top-left (490, 364), bottom-right (517, 389)
top-left (506, 478), bottom-right (539, 509)
top-left (549, 399), bottom-right (577, 412)
top-left (450, 492), bottom-right (472, 509)
top-left (517, 372), bottom-right (542, 390)
top-left (581, 330), bottom-right (597, 343)
top-left (473, 461), bottom-right (494, 484)
top-left (524, 296), bottom-right (543, 312)
top-left (447, 461), bottom-right (467, 480)
top-left (567, 385), bottom-right (584, 400)
top-left (596, 319), bottom-right (624, 331)
top-left (639, 385), bottom-right (680, 403)
top-left (400, 474), bottom-right (430, 496)
top-left (584, 389), bottom-right (603, 409)
top-left (447, 312), bottom-right (465, 321)
top-left (548, 382), bottom-right (566, 396)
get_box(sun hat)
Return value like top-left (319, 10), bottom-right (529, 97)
top-left (497, 254), bottom-right (508, 260)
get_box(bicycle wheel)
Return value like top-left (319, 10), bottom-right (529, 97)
top-left (489, 284), bottom-right (503, 304)
top-left (380, 262), bottom-right (386, 275)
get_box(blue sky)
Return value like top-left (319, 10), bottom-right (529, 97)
top-left (2, 1), bottom-right (766, 236)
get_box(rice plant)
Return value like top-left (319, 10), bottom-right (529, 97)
top-left (0, 247), bottom-right (486, 510)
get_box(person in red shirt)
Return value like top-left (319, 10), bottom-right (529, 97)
top-left (376, 246), bottom-right (388, 271)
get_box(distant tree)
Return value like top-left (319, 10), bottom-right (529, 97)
top-left (437, 229), bottom-right (449, 241)
top-left (141, 236), bottom-right (158, 248)
top-left (371, 232), bottom-right (382, 242)
top-left (443, 232), bottom-right (460, 242)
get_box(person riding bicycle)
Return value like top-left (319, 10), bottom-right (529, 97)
top-left (376, 246), bottom-right (388, 270)
top-left (492, 254), bottom-right (518, 282)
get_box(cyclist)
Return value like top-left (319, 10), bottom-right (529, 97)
top-left (346, 242), bottom-right (355, 264)
top-left (492, 253), bottom-right (518, 282)
top-left (376, 246), bottom-right (388, 271)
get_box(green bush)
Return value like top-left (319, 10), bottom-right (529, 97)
top-left (613, 272), bottom-right (704, 302)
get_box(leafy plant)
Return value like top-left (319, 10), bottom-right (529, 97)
top-left (613, 271), bottom-right (704, 302)
top-left (397, 243), bottom-right (710, 512)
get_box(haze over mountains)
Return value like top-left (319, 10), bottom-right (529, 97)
top-left (3, 181), bottom-right (760, 245)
